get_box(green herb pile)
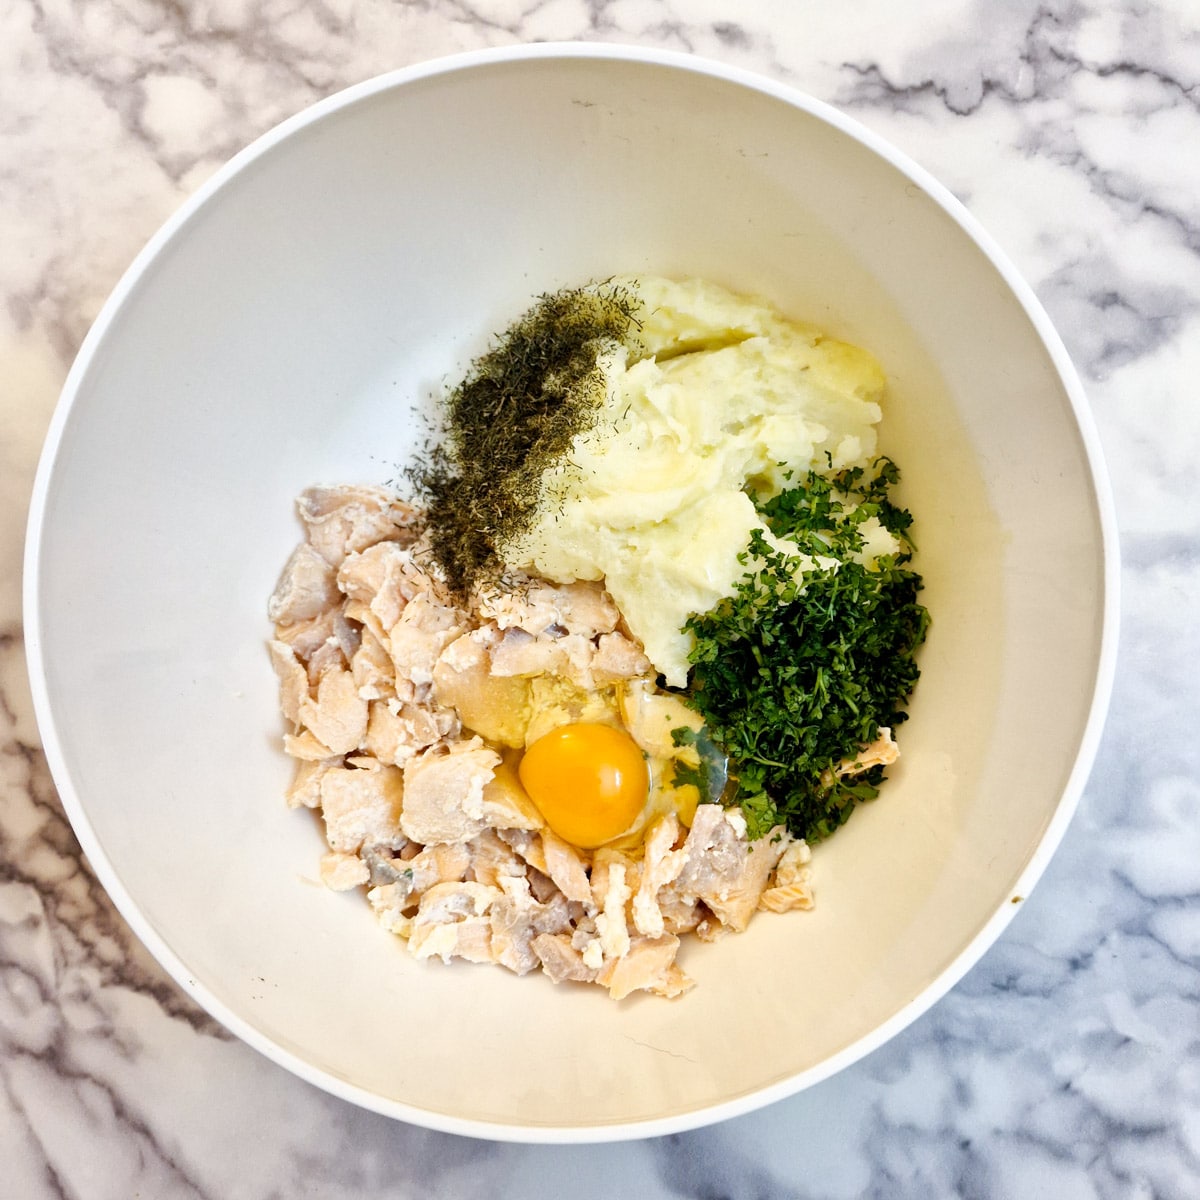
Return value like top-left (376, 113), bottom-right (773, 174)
top-left (409, 283), bottom-right (640, 596)
top-left (680, 459), bottom-right (930, 843)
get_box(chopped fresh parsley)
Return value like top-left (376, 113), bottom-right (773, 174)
top-left (681, 459), bottom-right (930, 842)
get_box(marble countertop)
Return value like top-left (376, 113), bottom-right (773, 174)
top-left (3, 1), bottom-right (1198, 1195)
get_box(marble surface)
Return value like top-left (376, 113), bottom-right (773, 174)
top-left (3, 0), bottom-right (1198, 1194)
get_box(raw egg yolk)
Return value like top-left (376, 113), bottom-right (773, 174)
top-left (518, 723), bottom-right (649, 849)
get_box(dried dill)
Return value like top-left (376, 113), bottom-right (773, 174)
top-left (409, 283), bottom-right (641, 594)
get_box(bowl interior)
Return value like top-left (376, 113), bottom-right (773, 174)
top-left (28, 50), bottom-right (1108, 1136)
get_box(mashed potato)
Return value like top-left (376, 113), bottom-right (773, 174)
top-left (499, 277), bottom-right (888, 686)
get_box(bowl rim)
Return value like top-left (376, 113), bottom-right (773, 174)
top-left (23, 40), bottom-right (1121, 1143)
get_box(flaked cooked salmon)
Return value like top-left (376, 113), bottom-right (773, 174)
top-left (270, 484), bottom-right (829, 1000)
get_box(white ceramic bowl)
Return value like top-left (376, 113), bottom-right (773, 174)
top-left (25, 44), bottom-right (1117, 1140)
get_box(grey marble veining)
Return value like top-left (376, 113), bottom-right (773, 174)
top-left (3, 0), bottom-right (1199, 1195)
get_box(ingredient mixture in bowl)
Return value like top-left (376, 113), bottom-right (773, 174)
top-left (267, 277), bottom-right (929, 1000)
